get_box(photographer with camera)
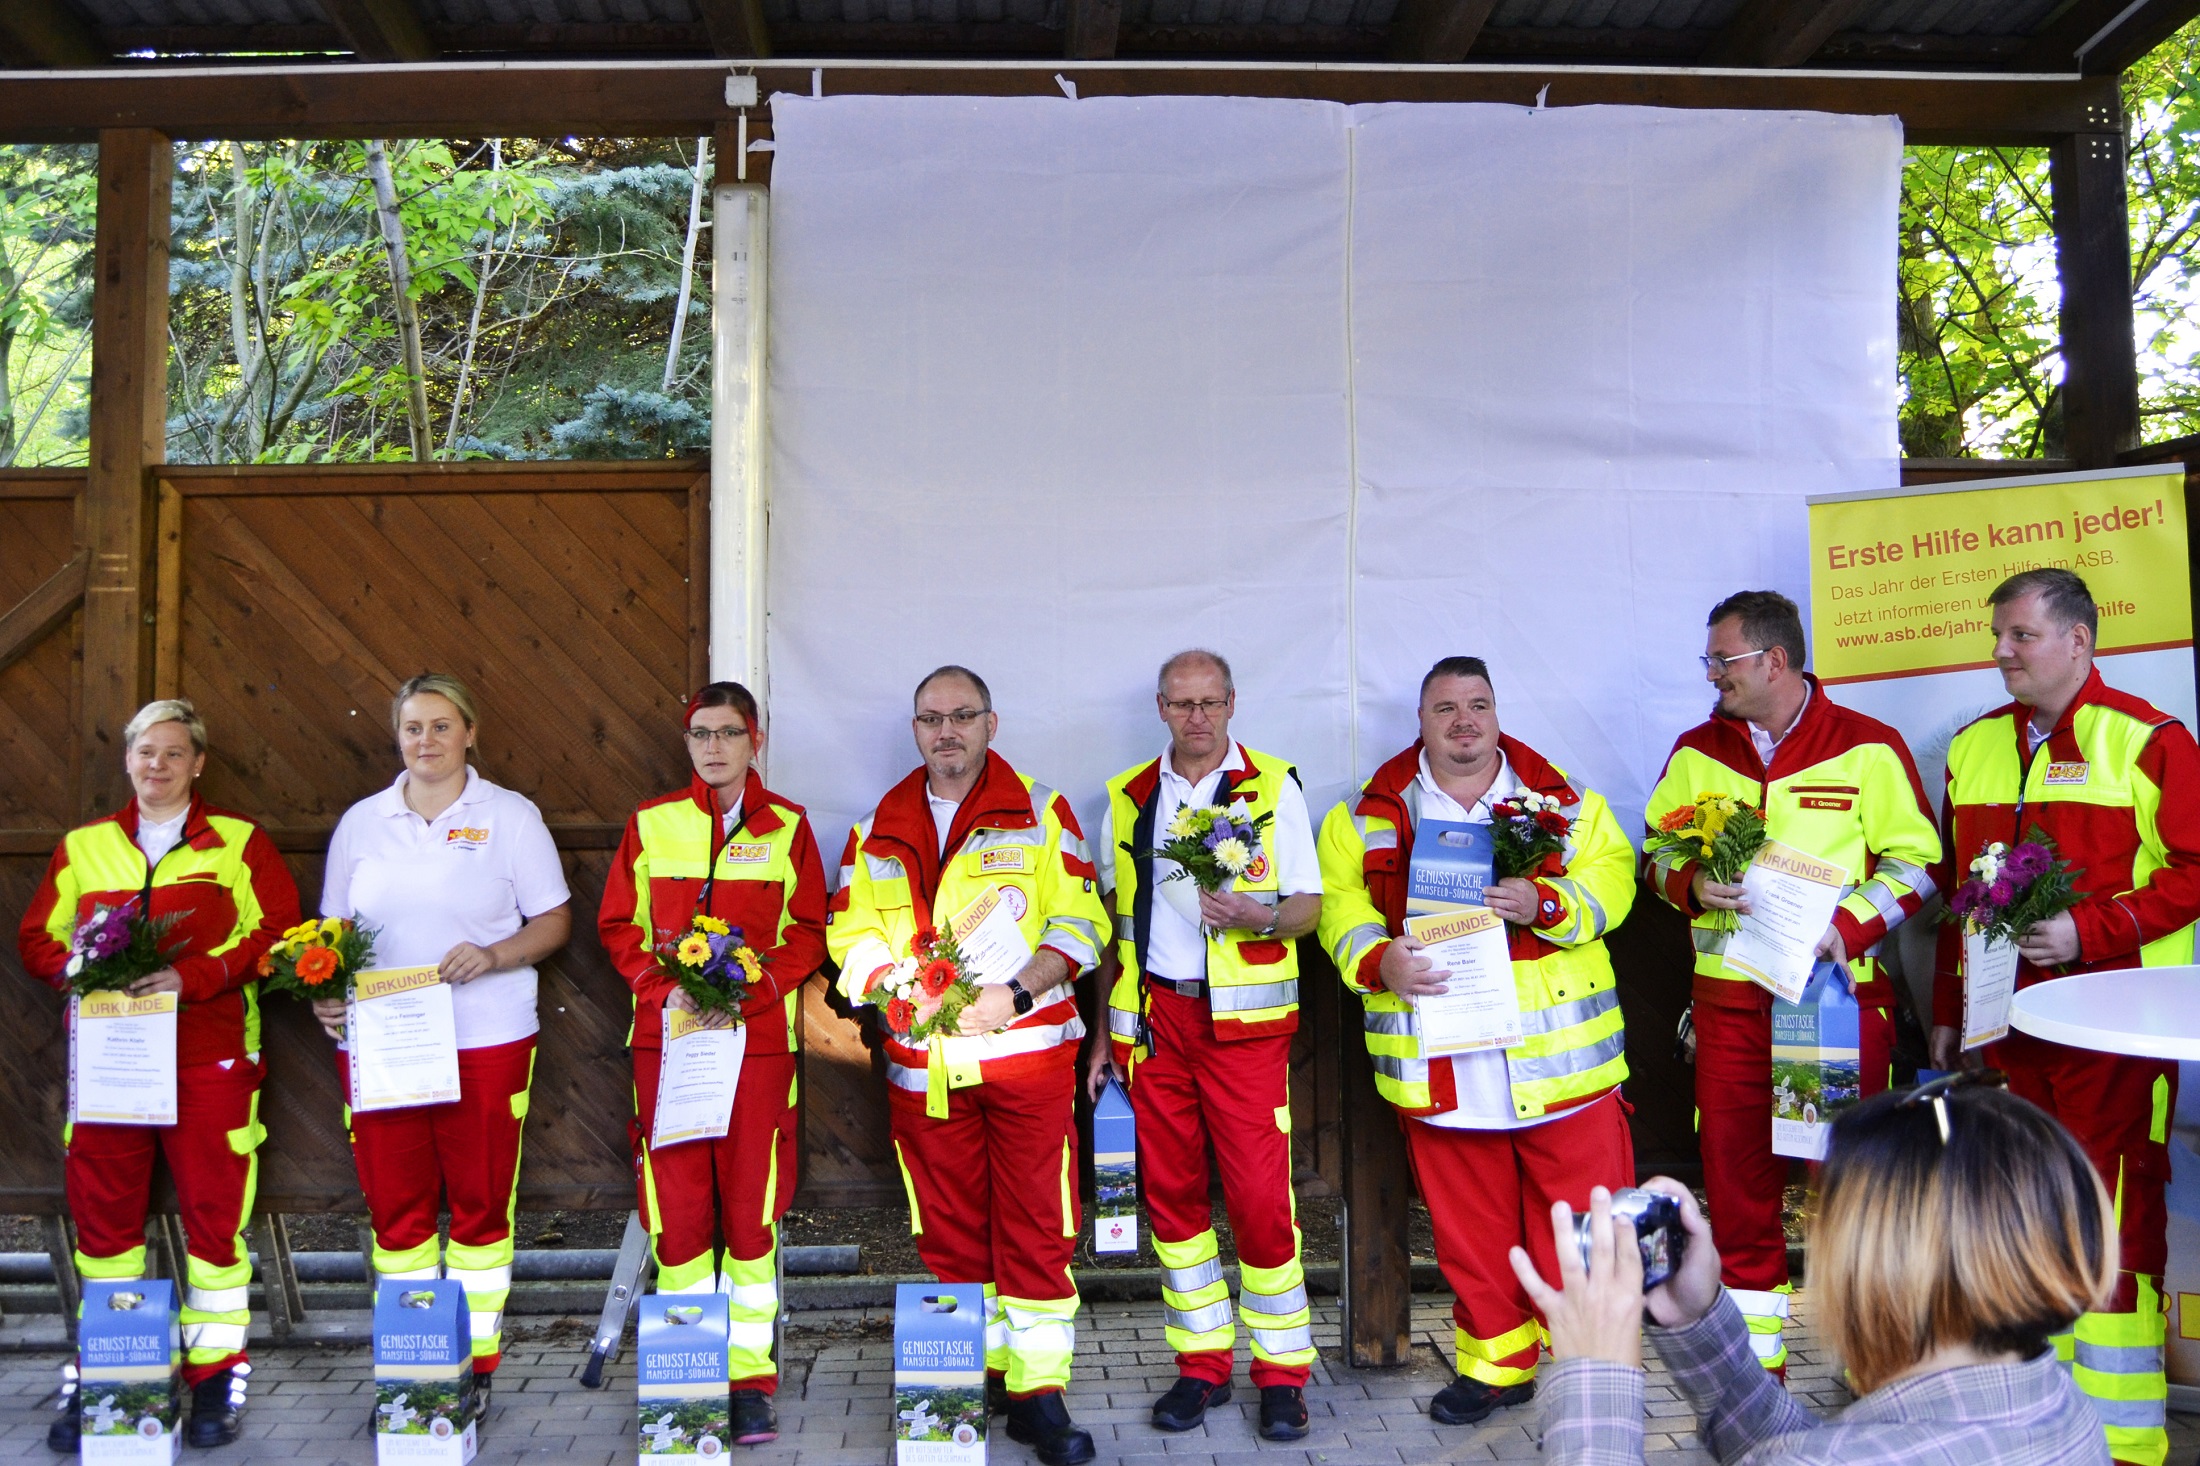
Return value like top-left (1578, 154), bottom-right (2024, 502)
top-left (1519, 1077), bottom-right (2116, 1466)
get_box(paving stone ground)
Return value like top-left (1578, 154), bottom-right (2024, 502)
top-left (3, 1292), bottom-right (2196, 1464)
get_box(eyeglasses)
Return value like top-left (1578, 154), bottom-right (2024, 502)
top-left (685, 727), bottom-right (750, 746)
top-left (1162, 698), bottom-right (1230, 717)
top-left (1899, 1068), bottom-right (2009, 1144)
top-left (914, 709), bottom-right (989, 731)
top-left (1699, 649), bottom-right (1770, 675)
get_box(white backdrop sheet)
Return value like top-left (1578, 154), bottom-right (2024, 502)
top-left (763, 94), bottom-right (1899, 849)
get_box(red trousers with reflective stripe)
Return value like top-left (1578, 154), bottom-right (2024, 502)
top-left (889, 1059), bottom-right (1078, 1332)
top-left (633, 1048), bottom-right (798, 1392)
top-left (1693, 988), bottom-right (1891, 1295)
top-left (1404, 1094), bottom-right (1633, 1383)
top-left (1130, 986), bottom-right (1306, 1388)
top-left (338, 1036), bottom-right (534, 1368)
top-left (68, 1057), bottom-right (261, 1387)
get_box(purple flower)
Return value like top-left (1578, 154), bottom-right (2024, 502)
top-left (1987, 878), bottom-right (2016, 905)
top-left (1948, 880), bottom-right (1986, 920)
top-left (2004, 843), bottom-right (2052, 882)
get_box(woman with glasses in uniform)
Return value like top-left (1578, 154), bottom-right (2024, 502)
top-left (313, 673), bottom-right (571, 1414)
top-left (1521, 1072), bottom-right (2118, 1465)
top-left (598, 682), bottom-right (829, 1448)
top-left (18, 698), bottom-right (300, 1450)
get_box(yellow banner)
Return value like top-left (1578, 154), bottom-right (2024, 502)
top-left (1808, 467), bottom-right (2189, 684)
top-left (78, 990), bottom-right (178, 1019)
top-left (354, 965), bottom-right (441, 1002)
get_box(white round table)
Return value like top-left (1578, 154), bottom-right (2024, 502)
top-left (2009, 966), bottom-right (2200, 1060)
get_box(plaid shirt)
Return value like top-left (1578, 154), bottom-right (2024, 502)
top-left (1539, 1293), bottom-right (2110, 1466)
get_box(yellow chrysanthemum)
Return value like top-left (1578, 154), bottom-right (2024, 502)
top-left (1165, 807), bottom-right (1203, 839)
top-left (694, 915), bottom-right (731, 936)
top-left (320, 917), bottom-right (348, 942)
top-left (736, 949), bottom-right (764, 984)
top-left (675, 934), bottom-right (712, 966)
top-left (283, 920), bottom-right (319, 942)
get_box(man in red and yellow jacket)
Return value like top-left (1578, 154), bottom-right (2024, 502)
top-left (829, 666), bottom-right (1107, 1466)
top-left (599, 682), bottom-right (828, 1446)
top-left (1318, 656), bottom-right (1637, 1428)
top-left (1930, 568), bottom-right (2200, 1466)
top-left (1645, 590), bottom-right (1939, 1375)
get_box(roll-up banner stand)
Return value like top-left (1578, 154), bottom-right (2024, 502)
top-left (1806, 463), bottom-right (2198, 1391)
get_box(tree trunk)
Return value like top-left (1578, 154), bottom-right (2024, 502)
top-left (365, 139), bottom-right (434, 462)
top-left (447, 138), bottom-right (501, 454)
top-left (664, 135), bottom-right (711, 392)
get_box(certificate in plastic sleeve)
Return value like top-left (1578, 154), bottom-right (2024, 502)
top-left (1960, 930), bottom-right (2020, 1051)
top-left (69, 990), bottom-right (179, 1127)
top-left (1720, 841), bottom-right (1849, 1004)
top-left (946, 886), bottom-right (1034, 986)
top-left (652, 1005), bottom-right (748, 1148)
top-left (348, 966), bottom-right (463, 1113)
top-left (1403, 907), bottom-right (1522, 1057)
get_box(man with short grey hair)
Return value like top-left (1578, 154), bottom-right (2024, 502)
top-left (1085, 649), bottom-right (1322, 1440)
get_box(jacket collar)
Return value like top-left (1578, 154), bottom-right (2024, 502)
top-left (1705, 672), bottom-right (1836, 777)
top-left (1360, 734), bottom-right (1575, 823)
top-left (1127, 741), bottom-right (1262, 809)
top-left (869, 751), bottom-right (1032, 908)
top-left (113, 791), bottom-right (222, 851)
top-left (2006, 665), bottom-right (2109, 754)
top-left (688, 767), bottom-right (787, 837)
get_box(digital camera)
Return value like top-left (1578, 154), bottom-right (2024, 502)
top-left (1573, 1187), bottom-right (1686, 1290)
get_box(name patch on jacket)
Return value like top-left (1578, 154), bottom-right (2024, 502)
top-left (2044, 761), bottom-right (2090, 786)
top-left (977, 848), bottom-right (1026, 874)
top-left (720, 843), bottom-right (772, 864)
top-left (1790, 784), bottom-right (1857, 812)
top-left (444, 826), bottom-right (489, 847)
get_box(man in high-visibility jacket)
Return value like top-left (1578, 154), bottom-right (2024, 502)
top-left (1318, 655), bottom-right (1637, 1427)
top-left (1082, 649), bottom-right (1323, 1440)
top-left (1645, 589), bottom-right (1939, 1375)
top-left (1929, 568), bottom-right (2200, 1466)
top-left (830, 666), bottom-right (1108, 1466)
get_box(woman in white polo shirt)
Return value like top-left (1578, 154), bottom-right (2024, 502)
top-left (315, 672), bottom-right (572, 1399)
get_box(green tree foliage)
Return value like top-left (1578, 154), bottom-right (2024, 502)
top-left (1899, 18), bottom-right (2200, 457)
top-left (0, 144), bottom-right (95, 466)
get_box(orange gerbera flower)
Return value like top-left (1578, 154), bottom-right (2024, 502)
top-left (1657, 805), bottom-right (1698, 833)
top-left (256, 952), bottom-right (275, 977)
top-left (295, 946), bottom-right (340, 986)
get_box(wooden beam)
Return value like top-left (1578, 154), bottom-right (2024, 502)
top-left (152, 481), bottom-right (181, 699)
top-left (1066, 0), bottom-right (1125, 61)
top-left (0, 0), bottom-right (105, 69)
top-left (2078, 0), bottom-right (2200, 75)
top-left (1384, 0), bottom-right (1497, 63)
top-left (0, 549), bottom-right (88, 678)
top-left (692, 0), bottom-right (773, 58)
top-left (1338, 986), bottom-right (1413, 1366)
top-left (1701, 0), bottom-right (1877, 68)
top-left (2052, 128), bottom-right (2142, 468)
top-left (0, 60), bottom-right (2126, 147)
top-left (318, 0), bottom-right (440, 62)
top-left (81, 129), bottom-right (169, 819)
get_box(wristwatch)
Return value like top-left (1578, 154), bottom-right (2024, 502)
top-left (1256, 914), bottom-right (1280, 937)
top-left (1006, 977), bottom-right (1036, 1016)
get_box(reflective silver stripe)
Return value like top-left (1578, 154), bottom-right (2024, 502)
top-left (1164, 1257), bottom-right (1227, 1294)
top-left (1507, 1027), bottom-right (1625, 1083)
top-left (1115, 913), bottom-right (1135, 940)
top-left (2075, 1339), bottom-right (2165, 1375)
top-left (1061, 829), bottom-right (1092, 863)
top-left (1875, 856), bottom-right (1930, 891)
top-left (1238, 1283), bottom-right (1308, 1320)
top-left (1363, 1008), bottom-right (1415, 1036)
top-left (964, 826), bottom-right (1045, 851)
top-left (1211, 979), bottom-right (1297, 1013)
top-left (1165, 1301), bottom-right (1234, 1335)
top-left (186, 1284), bottom-right (251, 1314)
top-left (886, 1063), bottom-right (927, 1092)
top-left (2089, 1394), bottom-right (2168, 1429)
top-left (1042, 921), bottom-right (1100, 969)
top-left (1371, 1053), bottom-right (1427, 1083)
top-left (1851, 877), bottom-right (1906, 923)
top-left (1690, 925), bottom-right (1730, 954)
top-left (1356, 816), bottom-right (1397, 851)
top-left (182, 1322), bottom-right (250, 1350)
top-left (1728, 1289), bottom-right (1790, 1321)
top-left (1337, 921), bottom-right (1388, 970)
top-left (1249, 1324), bottom-right (1315, 1356)
top-left (1109, 1008), bottom-right (1140, 1039)
top-left (1521, 989), bottom-right (1619, 1037)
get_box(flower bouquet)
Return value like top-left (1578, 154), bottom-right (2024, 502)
top-left (1644, 793), bottom-right (1769, 931)
top-left (1489, 789), bottom-right (1572, 881)
top-left (257, 917), bottom-right (378, 999)
top-left (64, 899), bottom-right (185, 994)
top-left (1134, 799), bottom-right (1275, 892)
top-left (1945, 831), bottom-right (2082, 945)
top-left (863, 924), bottom-right (981, 1041)
top-left (655, 914), bottom-right (763, 1019)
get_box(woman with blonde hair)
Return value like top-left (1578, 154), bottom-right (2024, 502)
top-left (17, 698), bottom-right (300, 1450)
top-left (315, 673), bottom-right (571, 1414)
top-left (1521, 1073), bottom-right (2116, 1465)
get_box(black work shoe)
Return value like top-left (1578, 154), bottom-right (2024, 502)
top-left (1004, 1389), bottom-right (1097, 1466)
top-left (728, 1389), bottom-right (778, 1445)
top-left (186, 1370), bottom-right (244, 1448)
top-left (45, 1405), bottom-right (78, 1455)
top-left (470, 1369), bottom-right (493, 1423)
top-left (987, 1373), bottom-right (1010, 1415)
top-left (1150, 1376), bottom-right (1233, 1432)
top-left (1429, 1374), bottom-right (1534, 1425)
top-left (1258, 1384), bottom-right (1309, 1440)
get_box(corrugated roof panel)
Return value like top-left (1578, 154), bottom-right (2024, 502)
top-left (1849, 0), bottom-right (2061, 36)
top-left (86, 0), bottom-right (320, 24)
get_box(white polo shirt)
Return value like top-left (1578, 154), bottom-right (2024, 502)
top-left (321, 766), bottom-right (570, 1050)
top-left (1096, 743), bottom-right (1322, 984)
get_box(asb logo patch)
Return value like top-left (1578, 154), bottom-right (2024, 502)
top-left (998, 884), bottom-right (1030, 920)
top-left (979, 847), bottom-right (1026, 874)
top-left (1242, 853), bottom-right (1270, 882)
top-left (721, 842), bottom-right (771, 864)
top-left (2044, 761), bottom-right (2090, 786)
top-left (444, 826), bottom-right (489, 847)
